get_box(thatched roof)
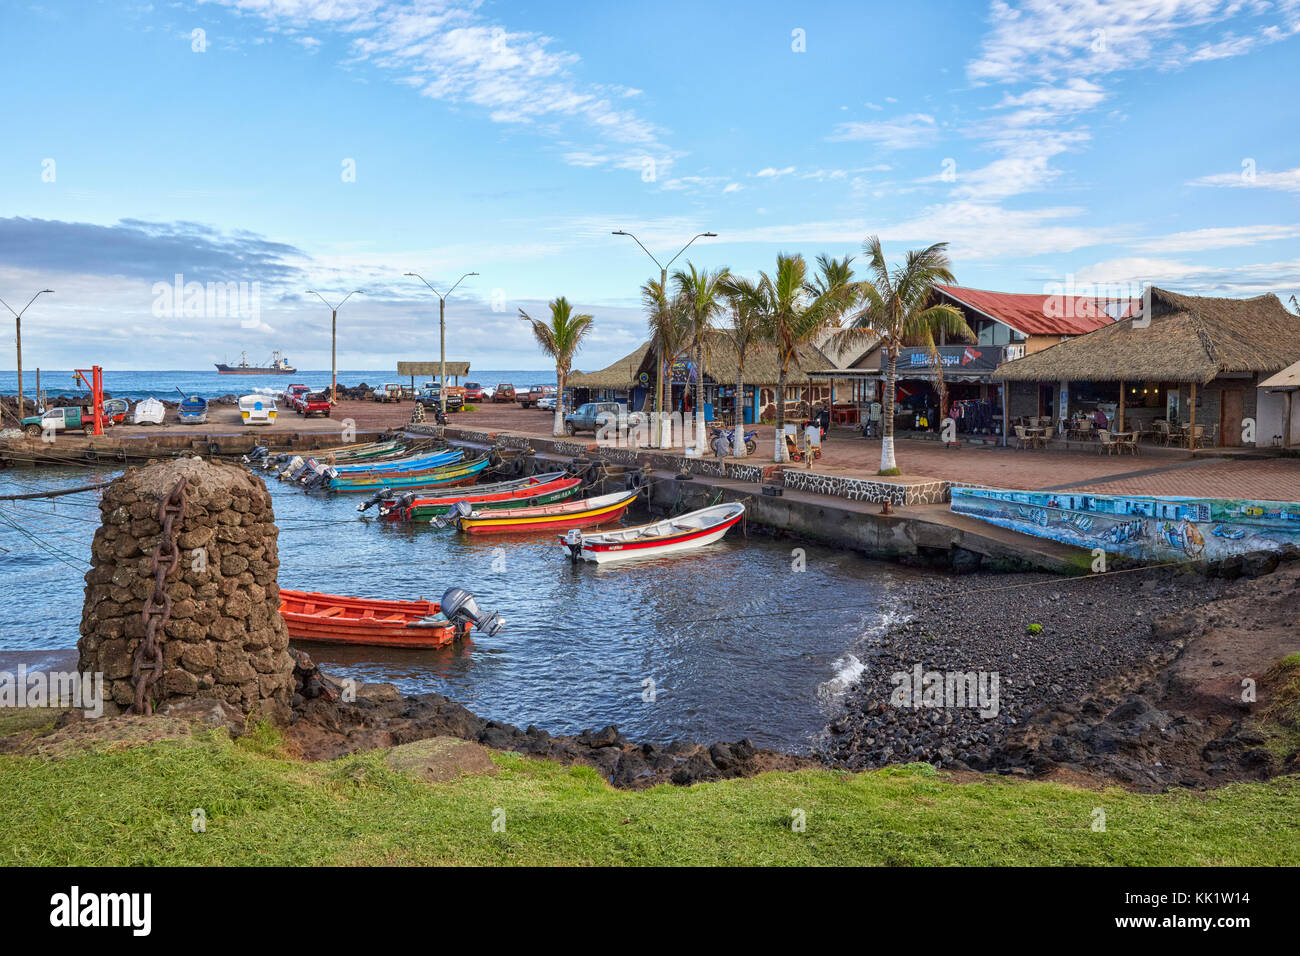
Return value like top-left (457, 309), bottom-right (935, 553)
top-left (397, 361), bottom-right (470, 377)
top-left (994, 288), bottom-right (1300, 384)
top-left (568, 343), bottom-right (650, 389)
top-left (635, 330), bottom-right (836, 386)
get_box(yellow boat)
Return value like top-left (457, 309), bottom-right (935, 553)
top-left (456, 490), bottom-right (638, 535)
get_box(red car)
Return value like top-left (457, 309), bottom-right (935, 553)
top-left (463, 382), bottom-right (484, 402)
top-left (492, 384), bottom-right (516, 403)
top-left (296, 390), bottom-right (332, 418)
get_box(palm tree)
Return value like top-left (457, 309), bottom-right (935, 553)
top-left (518, 296), bottom-right (594, 437)
top-left (845, 236), bottom-right (973, 475)
top-left (719, 276), bottom-right (765, 457)
top-left (642, 277), bottom-right (689, 448)
top-left (809, 254), bottom-right (856, 310)
top-left (671, 263), bottom-right (730, 454)
top-left (757, 253), bottom-right (856, 461)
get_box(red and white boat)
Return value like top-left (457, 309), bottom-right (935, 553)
top-left (560, 502), bottom-right (745, 564)
top-left (279, 587), bottom-right (503, 649)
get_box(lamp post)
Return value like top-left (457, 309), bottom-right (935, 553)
top-left (611, 230), bottom-right (716, 447)
top-left (305, 290), bottom-right (363, 404)
top-left (403, 271), bottom-right (478, 413)
top-left (0, 289), bottom-right (54, 421)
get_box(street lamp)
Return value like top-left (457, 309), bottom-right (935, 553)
top-left (305, 290), bottom-right (363, 404)
top-left (611, 230), bottom-right (716, 446)
top-left (403, 271), bottom-right (478, 413)
top-left (0, 289), bottom-right (54, 421)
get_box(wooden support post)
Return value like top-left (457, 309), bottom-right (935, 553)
top-left (1189, 381), bottom-right (1198, 449)
top-left (1118, 380), bottom-right (1125, 433)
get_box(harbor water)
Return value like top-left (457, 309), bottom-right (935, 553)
top-left (0, 465), bottom-right (929, 751)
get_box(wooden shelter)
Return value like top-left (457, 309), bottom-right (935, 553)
top-left (994, 288), bottom-right (1300, 447)
top-left (396, 361), bottom-right (471, 391)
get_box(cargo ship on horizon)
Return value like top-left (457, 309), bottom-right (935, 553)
top-left (215, 351), bottom-right (296, 375)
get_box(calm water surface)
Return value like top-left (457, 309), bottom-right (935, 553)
top-left (0, 465), bottom-right (928, 750)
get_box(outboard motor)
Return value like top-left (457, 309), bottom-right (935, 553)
top-left (295, 458), bottom-right (322, 484)
top-left (440, 587), bottom-right (505, 638)
top-left (563, 528), bottom-right (584, 562)
top-left (241, 445), bottom-right (269, 466)
top-left (377, 491), bottom-right (417, 518)
top-left (301, 464), bottom-right (337, 491)
top-left (277, 455), bottom-right (305, 480)
top-left (431, 499), bottom-right (474, 528)
top-left (357, 487), bottom-right (395, 514)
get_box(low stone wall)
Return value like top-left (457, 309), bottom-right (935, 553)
top-left (782, 470), bottom-right (952, 506)
top-left (78, 457), bottom-right (294, 719)
top-left (416, 424), bottom-right (774, 484)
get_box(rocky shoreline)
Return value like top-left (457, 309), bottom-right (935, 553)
top-left (819, 552), bottom-right (1300, 790)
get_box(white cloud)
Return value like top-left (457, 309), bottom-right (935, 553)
top-left (1073, 255), bottom-right (1300, 297)
top-left (203, 0), bottom-right (678, 175)
top-left (1188, 165), bottom-right (1300, 194)
top-left (827, 113), bottom-right (938, 149)
top-left (754, 166), bottom-right (796, 178)
top-left (1132, 224), bottom-right (1300, 253)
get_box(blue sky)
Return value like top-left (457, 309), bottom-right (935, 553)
top-left (2, 0), bottom-right (1298, 372)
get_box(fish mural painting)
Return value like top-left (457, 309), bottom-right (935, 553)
top-left (950, 487), bottom-right (1300, 563)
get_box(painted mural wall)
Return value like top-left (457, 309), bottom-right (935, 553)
top-left (950, 486), bottom-right (1300, 562)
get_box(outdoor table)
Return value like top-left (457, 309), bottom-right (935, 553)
top-left (831, 405), bottom-right (859, 426)
top-left (1111, 431), bottom-right (1139, 455)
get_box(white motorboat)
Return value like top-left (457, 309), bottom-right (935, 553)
top-left (239, 394), bottom-right (278, 426)
top-left (560, 502), bottom-right (745, 564)
top-left (131, 397), bottom-right (166, 426)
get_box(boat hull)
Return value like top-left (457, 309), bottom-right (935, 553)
top-left (402, 477), bottom-right (582, 519)
top-left (458, 492), bottom-right (637, 534)
top-left (279, 589), bottom-right (460, 649)
top-left (328, 456), bottom-right (492, 493)
top-left (572, 511), bottom-right (744, 563)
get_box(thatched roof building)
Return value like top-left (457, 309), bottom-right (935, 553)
top-left (995, 288), bottom-right (1300, 384)
top-left (568, 343), bottom-right (651, 388)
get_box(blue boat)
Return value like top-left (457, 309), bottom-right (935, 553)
top-left (325, 448), bottom-right (464, 475)
top-left (175, 389), bottom-right (208, 424)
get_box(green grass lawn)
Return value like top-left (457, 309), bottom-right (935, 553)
top-left (1, 724), bottom-right (1297, 866)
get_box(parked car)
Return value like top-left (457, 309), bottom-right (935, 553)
top-left (417, 383), bottom-right (463, 411)
top-left (463, 382), bottom-right (484, 402)
top-left (564, 401), bottom-right (629, 436)
top-left (283, 384), bottom-right (311, 409)
top-left (238, 395), bottom-right (277, 426)
top-left (537, 393), bottom-right (569, 414)
top-left (372, 383), bottom-right (403, 403)
top-left (19, 405), bottom-right (94, 437)
top-left (492, 384), bottom-right (516, 403)
top-left (296, 390), bottom-right (332, 418)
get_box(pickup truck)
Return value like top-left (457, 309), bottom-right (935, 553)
top-left (20, 406), bottom-right (94, 437)
top-left (372, 383), bottom-right (404, 403)
top-left (283, 384), bottom-right (311, 409)
top-left (519, 385), bottom-right (550, 409)
top-left (295, 390), bottom-right (332, 418)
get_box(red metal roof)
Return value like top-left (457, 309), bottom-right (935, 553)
top-left (936, 284), bottom-right (1122, 337)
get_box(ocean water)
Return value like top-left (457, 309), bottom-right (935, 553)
top-left (0, 370), bottom-right (557, 404)
top-left (0, 465), bottom-right (930, 751)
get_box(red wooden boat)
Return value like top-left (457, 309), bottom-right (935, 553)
top-left (279, 587), bottom-right (503, 649)
top-left (393, 474), bottom-right (583, 521)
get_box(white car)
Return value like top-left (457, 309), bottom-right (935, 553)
top-left (238, 394), bottom-right (278, 426)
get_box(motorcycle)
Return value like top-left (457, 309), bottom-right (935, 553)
top-left (709, 425), bottom-right (758, 458)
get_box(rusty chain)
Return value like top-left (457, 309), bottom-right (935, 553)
top-left (132, 476), bottom-right (187, 715)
